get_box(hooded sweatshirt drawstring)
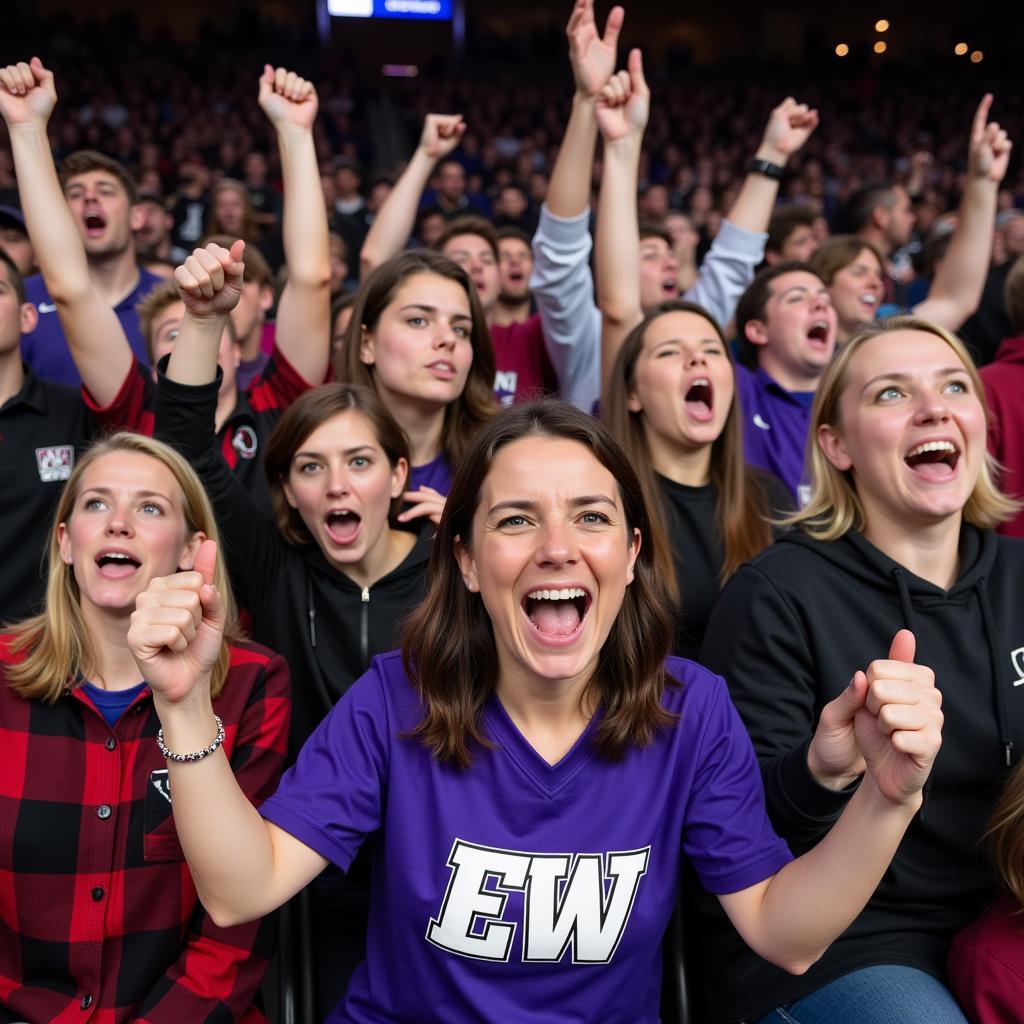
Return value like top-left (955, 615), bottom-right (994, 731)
top-left (975, 579), bottom-right (1015, 768)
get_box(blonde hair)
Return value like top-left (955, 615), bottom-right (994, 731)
top-left (6, 433), bottom-right (239, 702)
top-left (786, 316), bottom-right (1020, 541)
top-left (986, 758), bottom-right (1024, 911)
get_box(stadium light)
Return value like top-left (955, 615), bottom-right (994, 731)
top-left (835, 43), bottom-right (849, 57)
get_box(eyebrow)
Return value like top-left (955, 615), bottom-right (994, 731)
top-left (82, 487), bottom-right (172, 502)
top-left (397, 303), bottom-right (473, 322)
top-left (293, 444), bottom-right (377, 460)
top-left (486, 494), bottom-right (617, 517)
top-left (650, 337), bottom-right (720, 351)
top-left (860, 368), bottom-right (966, 394)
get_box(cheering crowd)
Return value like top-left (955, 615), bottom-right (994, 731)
top-left (1, 2), bottom-right (1024, 1022)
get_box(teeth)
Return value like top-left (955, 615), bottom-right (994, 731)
top-left (907, 440), bottom-right (956, 457)
top-left (527, 587), bottom-right (587, 601)
top-left (691, 377), bottom-right (709, 387)
top-left (859, 293), bottom-right (878, 305)
top-left (103, 553), bottom-right (133, 561)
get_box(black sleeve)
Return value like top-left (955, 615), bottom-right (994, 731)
top-left (699, 561), bottom-right (855, 850)
top-left (153, 359), bottom-right (285, 614)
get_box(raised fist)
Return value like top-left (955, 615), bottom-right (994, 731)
top-left (594, 49), bottom-right (649, 145)
top-left (0, 57), bottom-right (57, 127)
top-left (174, 240), bottom-right (246, 320)
top-left (418, 114), bottom-right (466, 161)
top-left (259, 64), bottom-right (318, 131)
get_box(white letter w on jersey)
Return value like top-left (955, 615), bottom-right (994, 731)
top-left (426, 840), bottom-right (650, 963)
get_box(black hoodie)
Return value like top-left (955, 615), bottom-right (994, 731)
top-left (696, 525), bottom-right (1024, 1022)
top-left (154, 364), bottom-right (431, 757)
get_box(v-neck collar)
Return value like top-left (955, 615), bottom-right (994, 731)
top-left (483, 692), bottom-right (601, 798)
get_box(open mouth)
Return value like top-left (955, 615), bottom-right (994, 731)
top-left (324, 510), bottom-right (361, 545)
top-left (84, 212), bottom-right (107, 235)
top-left (95, 550), bottom-right (141, 578)
top-left (684, 377), bottom-right (714, 421)
top-left (427, 360), bottom-right (456, 380)
top-left (904, 440), bottom-right (960, 481)
top-left (522, 586), bottom-right (591, 642)
top-left (661, 278), bottom-right (678, 296)
top-left (807, 321), bottom-right (831, 348)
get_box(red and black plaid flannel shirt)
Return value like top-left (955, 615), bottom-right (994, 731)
top-left (0, 636), bottom-right (291, 1024)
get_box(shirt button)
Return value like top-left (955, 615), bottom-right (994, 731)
top-left (80, 993), bottom-right (93, 1009)
top-left (91, 886), bottom-right (104, 901)
top-left (105, 737), bottom-right (116, 751)
top-left (96, 805), bottom-right (111, 820)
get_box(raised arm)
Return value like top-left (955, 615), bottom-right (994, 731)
top-left (530, 0), bottom-right (621, 411)
top-left (0, 58), bottom-right (132, 405)
top-left (359, 114), bottom-right (465, 276)
top-left (720, 630), bottom-right (942, 974)
top-left (259, 65), bottom-right (331, 384)
top-left (684, 97), bottom-right (818, 327)
top-left (914, 95), bottom-right (1011, 330)
top-left (594, 49), bottom-right (650, 394)
top-left (129, 542), bottom-right (326, 928)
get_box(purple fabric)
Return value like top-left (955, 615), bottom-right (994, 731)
top-left (21, 268), bottom-right (164, 387)
top-left (260, 653), bottom-right (792, 1023)
top-left (235, 350), bottom-right (270, 394)
top-left (735, 364), bottom-right (813, 503)
top-left (408, 452), bottom-right (453, 496)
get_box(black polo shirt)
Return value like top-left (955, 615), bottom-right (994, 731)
top-left (0, 365), bottom-right (93, 621)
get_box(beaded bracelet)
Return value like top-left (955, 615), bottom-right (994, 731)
top-left (157, 714), bottom-right (225, 763)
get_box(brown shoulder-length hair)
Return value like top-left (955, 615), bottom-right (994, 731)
top-left (986, 757), bottom-right (1024, 912)
top-left (264, 383), bottom-right (411, 546)
top-left (402, 400), bottom-right (675, 770)
top-left (6, 433), bottom-right (239, 703)
top-left (334, 250), bottom-right (497, 465)
top-left (808, 234), bottom-right (885, 286)
top-left (602, 301), bottom-right (776, 604)
top-left (206, 178), bottom-right (260, 242)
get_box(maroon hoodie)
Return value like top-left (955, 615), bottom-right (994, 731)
top-left (980, 334), bottom-right (1024, 538)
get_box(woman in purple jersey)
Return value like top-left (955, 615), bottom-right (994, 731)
top-left (334, 248), bottom-right (497, 519)
top-left (130, 401), bottom-right (941, 1024)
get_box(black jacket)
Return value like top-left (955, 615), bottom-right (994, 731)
top-left (154, 365), bottom-right (431, 756)
top-left (696, 525), bottom-right (1024, 1022)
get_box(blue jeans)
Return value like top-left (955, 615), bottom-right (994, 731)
top-left (755, 965), bottom-right (969, 1024)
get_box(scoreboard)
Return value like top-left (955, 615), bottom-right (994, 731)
top-left (327, 0), bottom-right (453, 19)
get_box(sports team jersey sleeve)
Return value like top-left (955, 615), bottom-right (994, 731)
top-left (529, 204), bottom-right (602, 412)
top-left (700, 561), bottom-right (853, 848)
top-left (82, 355), bottom-right (155, 435)
top-left (259, 654), bottom-right (790, 1024)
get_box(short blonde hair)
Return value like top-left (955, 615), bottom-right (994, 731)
top-left (6, 433), bottom-right (239, 702)
top-left (786, 316), bottom-right (1020, 541)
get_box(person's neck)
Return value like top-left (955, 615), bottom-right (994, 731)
top-left (857, 228), bottom-right (892, 260)
top-left (238, 323), bottom-right (263, 363)
top-left (0, 348), bottom-right (25, 406)
top-left (758, 353), bottom-right (820, 394)
top-left (80, 603), bottom-right (145, 691)
top-left (863, 510), bottom-right (962, 591)
top-left (645, 426), bottom-right (712, 487)
top-left (386, 393), bottom-right (447, 467)
top-left (495, 661), bottom-right (596, 766)
top-left (493, 297), bottom-right (531, 327)
top-left (334, 523), bottom-right (417, 590)
top-left (88, 248), bottom-right (141, 307)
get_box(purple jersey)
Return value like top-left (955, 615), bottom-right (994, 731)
top-left (22, 268), bottom-right (163, 387)
top-left (408, 451), bottom-right (453, 495)
top-left (735, 363), bottom-right (814, 504)
top-left (259, 653), bottom-right (792, 1023)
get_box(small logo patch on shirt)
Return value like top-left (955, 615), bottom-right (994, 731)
top-left (35, 445), bottom-right (74, 482)
top-left (232, 425), bottom-right (258, 460)
top-left (149, 768), bottom-right (172, 803)
top-left (753, 413), bottom-right (771, 431)
top-left (1012, 647), bottom-right (1024, 687)
top-left (36, 301), bottom-right (57, 314)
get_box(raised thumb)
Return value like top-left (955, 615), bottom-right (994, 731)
top-left (193, 538), bottom-right (218, 587)
top-left (888, 628), bottom-right (916, 664)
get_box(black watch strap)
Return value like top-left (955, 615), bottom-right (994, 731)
top-left (749, 158), bottom-right (785, 181)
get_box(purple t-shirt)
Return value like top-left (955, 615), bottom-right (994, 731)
top-left (735, 364), bottom-right (814, 505)
top-left (408, 452), bottom-right (453, 495)
top-left (22, 268), bottom-right (164, 387)
top-left (259, 652), bottom-right (792, 1023)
